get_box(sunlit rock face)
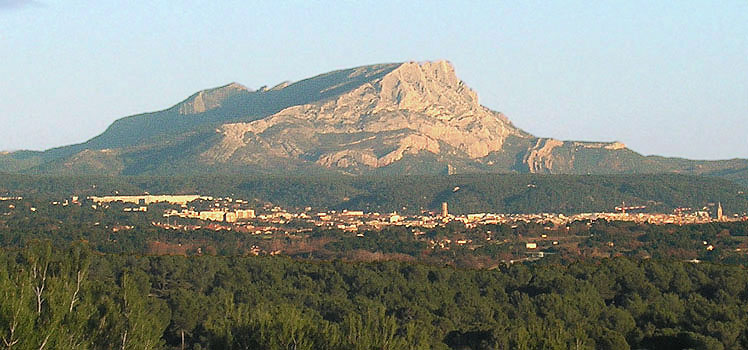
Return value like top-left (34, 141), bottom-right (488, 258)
top-left (203, 60), bottom-right (529, 172)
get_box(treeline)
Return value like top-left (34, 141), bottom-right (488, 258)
top-left (1, 242), bottom-right (747, 349)
top-left (1, 173), bottom-right (747, 214)
top-left (4, 196), bottom-right (748, 265)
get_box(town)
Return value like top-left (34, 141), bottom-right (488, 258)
top-left (4, 192), bottom-right (742, 234)
top-left (82, 193), bottom-right (741, 232)
top-left (3, 192), bottom-right (747, 263)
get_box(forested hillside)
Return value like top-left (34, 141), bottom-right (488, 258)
top-left (1, 173), bottom-right (746, 214)
top-left (1, 243), bottom-right (746, 350)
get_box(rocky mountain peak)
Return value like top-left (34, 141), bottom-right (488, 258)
top-left (177, 82), bottom-right (251, 115)
top-left (205, 60), bottom-right (528, 169)
top-left (374, 60), bottom-right (480, 118)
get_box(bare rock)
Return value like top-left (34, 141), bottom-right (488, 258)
top-left (203, 61), bottom-right (528, 169)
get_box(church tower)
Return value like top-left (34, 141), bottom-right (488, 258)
top-left (717, 202), bottom-right (724, 221)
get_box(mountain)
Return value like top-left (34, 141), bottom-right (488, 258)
top-left (2, 60), bottom-right (748, 184)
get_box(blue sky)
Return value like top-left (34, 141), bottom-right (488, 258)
top-left (1, 1), bottom-right (746, 159)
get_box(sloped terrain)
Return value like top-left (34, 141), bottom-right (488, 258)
top-left (3, 60), bottom-right (748, 182)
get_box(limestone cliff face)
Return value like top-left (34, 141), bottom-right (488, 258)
top-left (202, 61), bottom-right (527, 171)
top-left (524, 138), bottom-right (565, 173)
top-left (521, 138), bottom-right (629, 173)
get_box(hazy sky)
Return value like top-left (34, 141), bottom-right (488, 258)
top-left (1, 1), bottom-right (746, 159)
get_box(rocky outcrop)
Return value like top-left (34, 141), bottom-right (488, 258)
top-left (317, 150), bottom-right (379, 168)
top-left (202, 60), bottom-right (527, 170)
top-left (523, 138), bottom-right (564, 173)
top-left (177, 82), bottom-right (250, 115)
top-left (570, 141), bottom-right (627, 150)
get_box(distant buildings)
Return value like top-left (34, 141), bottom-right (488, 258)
top-left (199, 210), bottom-right (227, 222)
top-left (235, 209), bottom-right (255, 220)
top-left (77, 192), bottom-right (744, 232)
top-left (89, 194), bottom-right (211, 205)
top-left (123, 206), bottom-right (148, 212)
top-left (168, 208), bottom-right (255, 223)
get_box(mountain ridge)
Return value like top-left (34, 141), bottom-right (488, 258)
top-left (2, 60), bottom-right (748, 184)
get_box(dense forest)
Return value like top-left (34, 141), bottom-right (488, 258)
top-left (2, 174), bottom-right (748, 349)
top-left (1, 173), bottom-right (747, 214)
top-left (1, 242), bottom-right (747, 350)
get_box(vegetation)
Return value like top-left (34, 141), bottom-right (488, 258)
top-left (3, 192), bottom-right (748, 265)
top-left (3, 194), bottom-right (748, 266)
top-left (1, 173), bottom-right (747, 214)
top-left (2, 242), bottom-right (748, 349)
top-left (1, 174), bottom-right (748, 349)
